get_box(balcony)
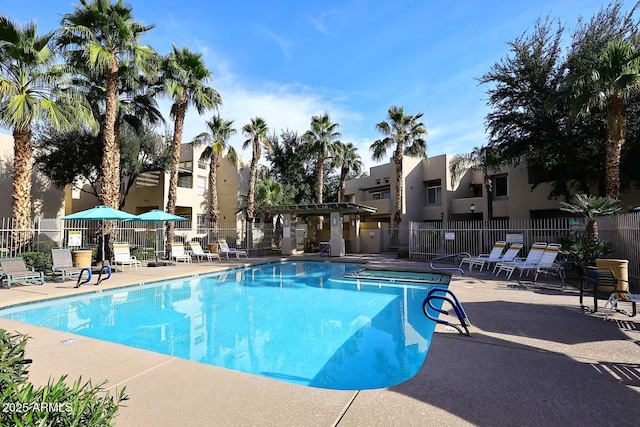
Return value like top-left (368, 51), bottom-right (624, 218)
top-left (361, 198), bottom-right (392, 215)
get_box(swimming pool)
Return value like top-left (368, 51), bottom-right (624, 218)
top-left (0, 261), bottom-right (448, 390)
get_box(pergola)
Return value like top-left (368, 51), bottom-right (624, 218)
top-left (269, 202), bottom-right (377, 257)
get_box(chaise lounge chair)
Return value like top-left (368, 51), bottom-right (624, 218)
top-left (0, 257), bottom-right (45, 289)
top-left (494, 242), bottom-right (548, 278)
top-left (217, 238), bottom-right (248, 259)
top-left (51, 248), bottom-right (84, 282)
top-left (459, 241), bottom-right (506, 272)
top-left (111, 242), bottom-right (142, 272)
top-left (188, 241), bottom-right (221, 262)
top-left (171, 242), bottom-right (192, 263)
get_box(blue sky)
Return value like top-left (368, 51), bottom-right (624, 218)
top-left (1, 0), bottom-right (631, 171)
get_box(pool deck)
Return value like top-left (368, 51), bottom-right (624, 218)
top-left (1, 254), bottom-right (639, 426)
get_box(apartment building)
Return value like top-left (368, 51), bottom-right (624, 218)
top-left (344, 153), bottom-right (640, 223)
top-left (0, 133), bottom-right (252, 235)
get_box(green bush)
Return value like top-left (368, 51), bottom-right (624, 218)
top-left (0, 329), bottom-right (128, 426)
top-left (397, 248), bottom-right (409, 259)
top-left (557, 233), bottom-right (613, 273)
top-left (19, 252), bottom-right (52, 273)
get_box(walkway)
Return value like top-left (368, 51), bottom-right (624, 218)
top-left (0, 255), bottom-right (638, 426)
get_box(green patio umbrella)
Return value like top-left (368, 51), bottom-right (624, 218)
top-left (60, 205), bottom-right (137, 265)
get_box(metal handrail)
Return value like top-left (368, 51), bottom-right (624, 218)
top-left (429, 252), bottom-right (471, 275)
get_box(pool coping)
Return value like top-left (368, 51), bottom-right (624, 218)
top-left (1, 254), bottom-right (639, 426)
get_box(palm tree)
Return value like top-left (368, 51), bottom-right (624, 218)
top-left (559, 193), bottom-right (621, 247)
top-left (242, 117), bottom-right (271, 224)
top-left (0, 16), bottom-right (90, 249)
top-left (161, 45), bottom-right (221, 253)
top-left (571, 39), bottom-right (640, 199)
top-left (58, 0), bottom-right (158, 210)
top-left (371, 106), bottom-right (428, 227)
top-left (332, 142), bottom-right (363, 202)
top-left (255, 177), bottom-right (283, 222)
top-left (190, 115), bottom-right (237, 233)
top-left (303, 113), bottom-right (341, 204)
top-left (449, 146), bottom-right (500, 220)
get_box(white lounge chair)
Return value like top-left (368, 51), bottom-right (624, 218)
top-left (217, 238), bottom-right (248, 259)
top-left (189, 241), bottom-right (221, 262)
top-left (171, 242), bottom-right (192, 263)
top-left (459, 241), bottom-right (506, 272)
top-left (495, 242), bottom-right (548, 279)
top-left (112, 242), bottom-right (142, 272)
top-left (489, 243), bottom-right (524, 273)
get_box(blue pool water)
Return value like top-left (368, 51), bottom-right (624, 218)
top-left (0, 261), bottom-right (447, 390)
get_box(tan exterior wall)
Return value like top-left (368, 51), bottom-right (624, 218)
top-left (347, 153), bottom-right (640, 222)
top-left (0, 133), bottom-right (66, 219)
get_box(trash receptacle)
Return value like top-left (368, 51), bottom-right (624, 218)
top-left (595, 259), bottom-right (629, 292)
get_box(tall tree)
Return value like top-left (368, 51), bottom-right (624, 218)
top-left (303, 113), bottom-right (341, 204)
top-left (449, 146), bottom-right (500, 220)
top-left (371, 106), bottom-right (428, 227)
top-left (332, 142), bottom-right (363, 202)
top-left (570, 39), bottom-right (640, 198)
top-left (0, 16), bottom-right (90, 248)
top-left (190, 115), bottom-right (237, 232)
top-left (242, 117), bottom-right (271, 224)
top-left (266, 130), bottom-right (315, 204)
top-left (58, 0), bottom-right (157, 210)
top-left (161, 45), bottom-right (221, 253)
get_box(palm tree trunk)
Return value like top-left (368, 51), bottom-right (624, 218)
top-left (209, 153), bottom-right (220, 235)
top-left (165, 99), bottom-right (187, 255)
top-left (392, 149), bottom-right (403, 247)
top-left (316, 155), bottom-right (324, 204)
top-left (246, 141), bottom-right (259, 222)
top-left (605, 95), bottom-right (626, 199)
top-left (339, 166), bottom-right (347, 202)
top-left (11, 129), bottom-right (33, 250)
top-left (101, 60), bottom-right (121, 259)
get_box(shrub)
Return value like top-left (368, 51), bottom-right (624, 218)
top-left (0, 329), bottom-right (128, 426)
top-left (397, 248), bottom-right (409, 259)
top-left (19, 252), bottom-right (52, 273)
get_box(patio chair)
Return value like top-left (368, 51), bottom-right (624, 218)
top-left (171, 242), bottom-right (192, 263)
top-left (51, 248), bottom-right (84, 282)
top-left (490, 243), bottom-right (524, 273)
top-left (188, 241), bottom-right (221, 262)
top-left (581, 266), bottom-right (632, 315)
top-left (0, 257), bottom-right (45, 289)
top-left (217, 238), bottom-right (248, 259)
top-left (495, 242), bottom-right (548, 278)
top-left (459, 240), bottom-right (506, 272)
top-left (602, 290), bottom-right (639, 320)
top-left (111, 242), bottom-right (142, 272)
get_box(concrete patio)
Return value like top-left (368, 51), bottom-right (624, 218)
top-left (0, 254), bottom-right (638, 426)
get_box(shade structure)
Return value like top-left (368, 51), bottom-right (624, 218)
top-left (134, 210), bottom-right (187, 262)
top-left (60, 205), bottom-right (138, 264)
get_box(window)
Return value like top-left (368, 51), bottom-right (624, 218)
top-left (178, 175), bottom-right (192, 188)
top-left (375, 179), bottom-right (381, 185)
top-left (198, 161), bottom-right (207, 169)
top-left (371, 191), bottom-right (390, 201)
top-left (384, 177), bottom-right (389, 184)
top-left (426, 180), bottom-right (441, 205)
top-left (179, 161), bottom-right (192, 172)
top-left (197, 176), bottom-right (207, 196)
top-left (197, 215), bottom-right (207, 233)
top-left (494, 175), bottom-right (508, 197)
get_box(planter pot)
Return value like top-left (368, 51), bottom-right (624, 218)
top-left (595, 259), bottom-right (629, 292)
top-left (207, 244), bottom-right (218, 254)
top-left (72, 250), bottom-right (93, 268)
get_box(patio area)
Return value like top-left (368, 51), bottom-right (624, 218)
top-left (0, 254), bottom-right (638, 426)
